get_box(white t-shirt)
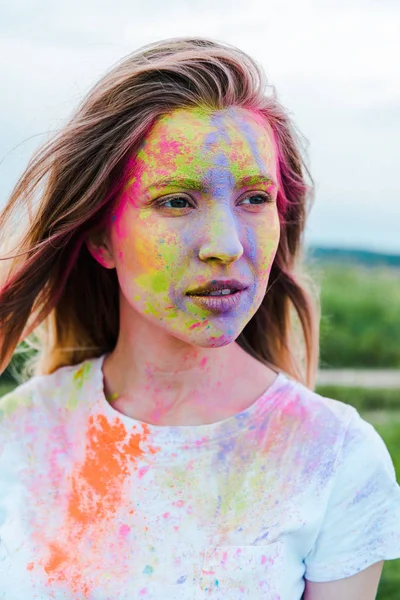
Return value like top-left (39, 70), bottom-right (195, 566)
top-left (1, 353), bottom-right (400, 600)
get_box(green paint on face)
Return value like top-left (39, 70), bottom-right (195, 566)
top-left (107, 106), bottom-right (280, 348)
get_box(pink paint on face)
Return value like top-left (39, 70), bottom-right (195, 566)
top-left (93, 106), bottom-right (280, 350)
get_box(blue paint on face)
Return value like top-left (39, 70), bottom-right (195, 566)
top-left (202, 122), bottom-right (235, 202)
top-left (205, 113), bottom-right (231, 146)
top-left (107, 106), bottom-right (279, 350)
top-left (201, 109), bottom-right (270, 210)
top-left (228, 110), bottom-right (267, 173)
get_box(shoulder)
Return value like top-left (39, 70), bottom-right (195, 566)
top-left (295, 375), bottom-right (400, 582)
top-left (0, 356), bottom-right (100, 439)
top-left (272, 373), bottom-right (358, 444)
top-left (285, 376), bottom-right (397, 479)
top-left (269, 373), bottom-right (398, 485)
top-left (0, 376), bottom-right (40, 432)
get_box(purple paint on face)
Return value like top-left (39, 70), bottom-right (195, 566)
top-left (231, 114), bottom-right (266, 172)
top-left (89, 106), bottom-right (280, 351)
top-left (204, 112), bottom-right (231, 147)
top-left (203, 115), bottom-right (236, 200)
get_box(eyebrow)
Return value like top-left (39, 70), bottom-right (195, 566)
top-left (145, 174), bottom-right (278, 193)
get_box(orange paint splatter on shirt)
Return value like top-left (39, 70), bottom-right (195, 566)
top-left (34, 414), bottom-right (159, 596)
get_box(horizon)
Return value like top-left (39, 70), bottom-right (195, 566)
top-left (305, 244), bottom-right (400, 258)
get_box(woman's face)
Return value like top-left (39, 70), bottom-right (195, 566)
top-left (94, 106), bottom-right (280, 348)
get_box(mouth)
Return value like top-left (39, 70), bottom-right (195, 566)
top-left (185, 287), bottom-right (248, 313)
top-left (186, 279), bottom-right (248, 297)
top-left (187, 288), bottom-right (241, 297)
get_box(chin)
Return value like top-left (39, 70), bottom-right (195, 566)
top-left (188, 331), bottom-right (240, 349)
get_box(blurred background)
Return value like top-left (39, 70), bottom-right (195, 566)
top-left (0, 0), bottom-right (399, 595)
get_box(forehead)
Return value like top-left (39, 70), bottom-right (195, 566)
top-left (130, 106), bottom-right (277, 187)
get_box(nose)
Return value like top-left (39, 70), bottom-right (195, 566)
top-left (198, 205), bottom-right (244, 264)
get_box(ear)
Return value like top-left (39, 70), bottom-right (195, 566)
top-left (85, 229), bottom-right (116, 269)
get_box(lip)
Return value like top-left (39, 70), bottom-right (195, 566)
top-left (186, 288), bottom-right (247, 313)
top-left (186, 279), bottom-right (249, 296)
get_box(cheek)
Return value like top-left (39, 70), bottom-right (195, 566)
top-left (254, 210), bottom-right (280, 275)
top-left (113, 216), bottom-right (188, 296)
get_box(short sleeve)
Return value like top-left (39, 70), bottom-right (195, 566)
top-left (304, 408), bottom-right (400, 582)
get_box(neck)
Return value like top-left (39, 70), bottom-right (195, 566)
top-left (100, 296), bottom-right (277, 426)
top-left (102, 334), bottom-right (252, 425)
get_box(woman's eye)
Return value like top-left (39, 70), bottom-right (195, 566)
top-left (240, 193), bottom-right (272, 206)
top-left (160, 196), bottom-right (192, 209)
top-left (158, 193), bottom-right (272, 210)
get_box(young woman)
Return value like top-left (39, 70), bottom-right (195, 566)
top-left (0, 37), bottom-right (399, 600)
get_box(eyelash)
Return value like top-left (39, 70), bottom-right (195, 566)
top-left (156, 193), bottom-right (274, 210)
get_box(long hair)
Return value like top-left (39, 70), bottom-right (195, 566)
top-left (0, 36), bottom-right (321, 389)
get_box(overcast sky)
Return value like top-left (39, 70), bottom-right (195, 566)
top-left (1, 0), bottom-right (399, 253)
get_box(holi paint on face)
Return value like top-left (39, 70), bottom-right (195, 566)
top-left (105, 106), bottom-right (280, 348)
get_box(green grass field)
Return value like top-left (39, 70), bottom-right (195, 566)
top-left (0, 380), bottom-right (15, 397)
top-left (316, 264), bottom-right (400, 369)
top-left (360, 414), bottom-right (400, 598)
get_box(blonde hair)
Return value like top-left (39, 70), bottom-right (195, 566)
top-left (0, 36), bottom-right (321, 389)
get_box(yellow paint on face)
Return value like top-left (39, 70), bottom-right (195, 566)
top-left (108, 106), bottom-right (280, 347)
